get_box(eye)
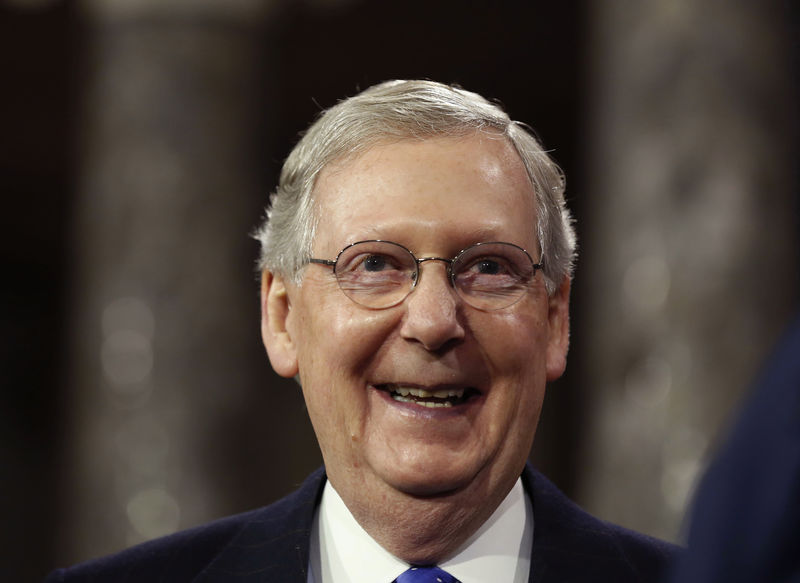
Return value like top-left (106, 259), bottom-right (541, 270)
top-left (452, 243), bottom-right (535, 286)
top-left (473, 258), bottom-right (504, 275)
top-left (452, 243), bottom-right (535, 297)
top-left (334, 241), bottom-right (416, 279)
top-left (363, 254), bottom-right (388, 272)
top-left (341, 250), bottom-right (407, 274)
top-left (464, 256), bottom-right (512, 277)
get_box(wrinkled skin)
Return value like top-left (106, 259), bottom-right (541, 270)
top-left (261, 133), bottom-right (570, 561)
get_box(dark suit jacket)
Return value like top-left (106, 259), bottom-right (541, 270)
top-left (46, 464), bottom-right (678, 582)
top-left (669, 314), bottom-right (800, 583)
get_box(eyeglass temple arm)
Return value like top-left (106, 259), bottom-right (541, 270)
top-left (308, 258), bottom-right (336, 267)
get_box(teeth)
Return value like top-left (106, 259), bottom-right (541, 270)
top-left (392, 386), bottom-right (465, 399)
top-left (384, 385), bottom-right (467, 407)
top-left (392, 394), bottom-right (454, 407)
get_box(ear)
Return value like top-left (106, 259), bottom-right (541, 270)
top-left (261, 270), bottom-right (299, 378)
top-left (545, 276), bottom-right (571, 382)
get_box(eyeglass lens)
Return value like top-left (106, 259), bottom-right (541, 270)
top-left (333, 241), bottom-right (536, 310)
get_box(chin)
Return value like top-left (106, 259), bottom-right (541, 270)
top-left (380, 463), bottom-right (481, 499)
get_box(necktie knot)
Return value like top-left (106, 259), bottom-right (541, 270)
top-left (394, 565), bottom-right (460, 583)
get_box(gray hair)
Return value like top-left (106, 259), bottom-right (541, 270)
top-left (254, 79), bottom-right (576, 294)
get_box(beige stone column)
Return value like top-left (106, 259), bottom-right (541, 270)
top-left (57, 0), bottom-right (302, 562)
top-left (578, 1), bottom-right (797, 540)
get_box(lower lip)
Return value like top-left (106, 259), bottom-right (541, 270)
top-left (370, 385), bottom-right (481, 418)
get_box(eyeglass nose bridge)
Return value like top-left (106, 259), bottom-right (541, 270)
top-left (412, 256), bottom-right (457, 289)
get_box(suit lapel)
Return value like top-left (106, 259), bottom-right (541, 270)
top-left (193, 467), bottom-right (327, 583)
top-left (523, 464), bottom-right (649, 583)
top-left (191, 464), bottom-right (664, 582)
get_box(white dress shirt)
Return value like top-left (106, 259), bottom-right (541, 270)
top-left (308, 478), bottom-right (533, 583)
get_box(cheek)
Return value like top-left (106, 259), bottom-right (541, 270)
top-left (293, 278), bottom-right (391, 360)
top-left (475, 308), bottom-right (548, 440)
top-left (478, 309), bottom-right (547, 377)
top-left (294, 298), bottom-right (401, 396)
top-left (330, 310), bottom-right (401, 373)
top-left (297, 308), bottom-right (402, 465)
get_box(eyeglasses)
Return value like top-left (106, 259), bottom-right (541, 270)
top-left (308, 240), bottom-right (542, 311)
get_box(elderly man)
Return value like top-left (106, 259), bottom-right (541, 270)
top-left (47, 80), bottom-right (678, 582)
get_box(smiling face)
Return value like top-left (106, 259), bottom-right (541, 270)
top-left (261, 133), bottom-right (570, 534)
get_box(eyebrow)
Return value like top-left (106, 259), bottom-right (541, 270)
top-left (348, 224), bottom-right (510, 246)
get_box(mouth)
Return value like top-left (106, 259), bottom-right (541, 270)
top-left (374, 383), bottom-right (480, 408)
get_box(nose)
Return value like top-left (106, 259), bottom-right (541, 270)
top-left (399, 261), bottom-right (465, 351)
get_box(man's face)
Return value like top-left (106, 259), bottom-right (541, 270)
top-left (262, 133), bottom-right (569, 512)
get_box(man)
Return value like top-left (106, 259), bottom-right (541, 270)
top-left (47, 80), bottom-right (678, 582)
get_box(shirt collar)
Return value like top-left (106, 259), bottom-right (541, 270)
top-left (310, 477), bottom-right (533, 583)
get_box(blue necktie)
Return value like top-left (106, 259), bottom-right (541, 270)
top-left (394, 565), bottom-right (461, 583)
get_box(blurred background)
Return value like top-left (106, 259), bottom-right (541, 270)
top-left (1, 0), bottom-right (797, 580)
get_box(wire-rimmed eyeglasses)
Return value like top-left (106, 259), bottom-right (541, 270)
top-left (308, 240), bottom-right (542, 311)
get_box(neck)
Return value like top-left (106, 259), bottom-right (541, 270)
top-left (329, 468), bottom-right (517, 564)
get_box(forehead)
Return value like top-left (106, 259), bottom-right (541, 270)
top-left (311, 134), bottom-right (537, 252)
